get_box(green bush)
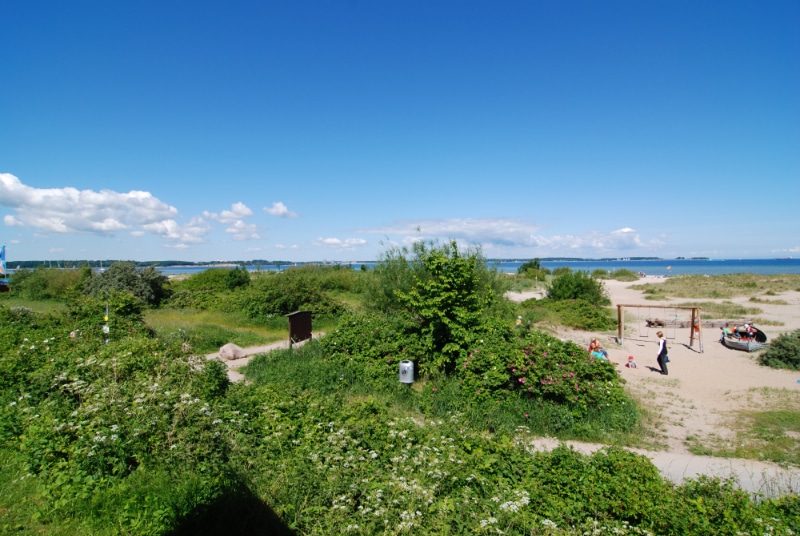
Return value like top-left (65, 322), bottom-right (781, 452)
top-left (233, 270), bottom-right (345, 321)
top-left (82, 262), bottom-right (171, 307)
top-left (517, 258), bottom-right (550, 281)
top-left (225, 265), bottom-right (251, 290)
top-left (7, 265), bottom-right (88, 301)
top-left (536, 298), bottom-right (617, 331)
top-left (320, 311), bottom-right (427, 382)
top-left (170, 268), bottom-right (231, 291)
top-left (759, 329), bottom-right (800, 370)
top-left (547, 269), bottom-right (610, 305)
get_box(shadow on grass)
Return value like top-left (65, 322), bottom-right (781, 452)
top-left (167, 480), bottom-right (295, 536)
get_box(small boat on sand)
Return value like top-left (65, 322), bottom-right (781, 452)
top-left (721, 326), bottom-right (768, 352)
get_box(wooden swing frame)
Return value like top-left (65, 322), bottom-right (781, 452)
top-left (617, 304), bottom-right (703, 353)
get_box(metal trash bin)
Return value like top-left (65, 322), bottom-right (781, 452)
top-left (399, 360), bottom-right (414, 384)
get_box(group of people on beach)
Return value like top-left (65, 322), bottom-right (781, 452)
top-left (719, 323), bottom-right (756, 342)
top-left (588, 334), bottom-right (668, 374)
top-left (588, 338), bottom-right (609, 361)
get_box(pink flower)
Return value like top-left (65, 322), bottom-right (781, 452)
top-left (518, 378), bottom-right (526, 384)
top-left (525, 413), bottom-right (530, 418)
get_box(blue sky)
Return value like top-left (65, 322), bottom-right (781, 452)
top-left (1, 1), bottom-right (798, 263)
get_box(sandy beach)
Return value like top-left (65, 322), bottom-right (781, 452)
top-left (507, 276), bottom-right (800, 495)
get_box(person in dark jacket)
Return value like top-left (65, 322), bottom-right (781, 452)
top-left (656, 331), bottom-right (668, 375)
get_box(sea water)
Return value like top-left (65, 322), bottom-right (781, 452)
top-left (492, 258), bottom-right (800, 276)
top-left (155, 258), bottom-right (800, 277)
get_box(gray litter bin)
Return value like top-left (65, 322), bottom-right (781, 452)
top-left (399, 360), bottom-right (414, 384)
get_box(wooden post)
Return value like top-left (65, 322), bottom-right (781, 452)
top-left (617, 305), bottom-right (624, 346)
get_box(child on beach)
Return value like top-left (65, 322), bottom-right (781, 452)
top-left (625, 355), bottom-right (638, 368)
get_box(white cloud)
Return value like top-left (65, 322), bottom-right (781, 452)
top-left (224, 220), bottom-right (260, 241)
top-left (0, 173), bottom-right (208, 248)
top-left (142, 216), bottom-right (211, 245)
top-left (312, 237), bottom-right (368, 250)
top-left (203, 202), bottom-right (253, 224)
top-left (204, 202), bottom-right (261, 241)
top-left (0, 173), bottom-right (179, 235)
top-left (264, 202), bottom-right (298, 218)
top-left (364, 218), bottom-right (545, 247)
top-left (361, 218), bottom-right (646, 257)
top-left (275, 244), bottom-right (299, 250)
top-left (4, 214), bottom-right (23, 226)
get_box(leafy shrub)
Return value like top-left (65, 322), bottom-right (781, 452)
top-left (166, 288), bottom-right (230, 310)
top-left (170, 268), bottom-right (231, 291)
top-left (323, 310), bottom-right (626, 419)
top-left (320, 311), bottom-right (427, 381)
top-left (363, 240), bottom-right (505, 374)
top-left (225, 265), bottom-right (251, 290)
top-left (233, 270), bottom-right (345, 321)
top-left (759, 329), bottom-right (800, 370)
top-left (534, 298), bottom-right (617, 331)
top-left (506, 330), bottom-right (626, 417)
top-left (82, 262), bottom-right (171, 307)
top-left (2, 302), bottom-right (798, 534)
top-left (547, 269), bottom-right (610, 305)
top-left (517, 258), bottom-right (550, 281)
top-left (7, 265), bottom-right (88, 301)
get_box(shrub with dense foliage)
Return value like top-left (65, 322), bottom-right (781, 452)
top-left (759, 328), bottom-right (800, 370)
top-left (521, 298), bottom-right (617, 331)
top-left (547, 269), bottom-right (610, 305)
top-left (6, 265), bottom-right (89, 301)
top-left (517, 258), bottom-right (550, 281)
top-left (363, 240), bottom-right (508, 374)
top-left (82, 261), bottom-right (171, 307)
top-left (165, 265), bottom-right (350, 322)
top-left (323, 311), bottom-right (625, 418)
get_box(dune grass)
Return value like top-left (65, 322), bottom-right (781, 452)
top-left (631, 274), bottom-right (800, 300)
top-left (686, 388), bottom-right (800, 465)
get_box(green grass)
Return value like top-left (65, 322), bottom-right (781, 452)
top-left (750, 296), bottom-right (790, 305)
top-left (145, 308), bottom-right (283, 353)
top-left (685, 388), bottom-right (800, 465)
top-left (0, 450), bottom-right (101, 535)
top-left (0, 297), bottom-right (67, 315)
top-left (672, 300), bottom-right (764, 319)
top-left (631, 273), bottom-right (800, 300)
top-left (505, 274), bottom-right (548, 293)
top-left (686, 409), bottom-right (800, 465)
